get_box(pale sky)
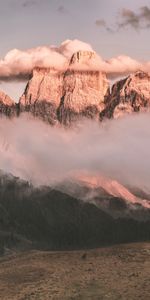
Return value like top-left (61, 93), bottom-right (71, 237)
top-left (0, 0), bottom-right (150, 100)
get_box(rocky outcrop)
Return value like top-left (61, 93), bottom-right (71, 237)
top-left (100, 71), bottom-right (150, 120)
top-left (0, 91), bottom-right (16, 117)
top-left (19, 51), bottom-right (109, 125)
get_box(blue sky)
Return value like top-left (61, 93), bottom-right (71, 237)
top-left (0, 0), bottom-right (150, 100)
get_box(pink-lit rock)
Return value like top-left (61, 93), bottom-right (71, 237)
top-left (100, 71), bottom-right (150, 120)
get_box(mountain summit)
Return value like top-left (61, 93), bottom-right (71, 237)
top-left (19, 50), bottom-right (109, 125)
top-left (69, 50), bottom-right (96, 65)
top-left (58, 51), bottom-right (109, 125)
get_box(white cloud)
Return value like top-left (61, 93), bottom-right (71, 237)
top-left (0, 39), bottom-right (149, 81)
top-left (1, 113), bottom-right (150, 193)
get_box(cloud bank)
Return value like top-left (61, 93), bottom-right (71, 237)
top-left (0, 40), bottom-right (150, 81)
top-left (0, 39), bottom-right (149, 82)
top-left (0, 113), bottom-right (150, 192)
top-left (0, 40), bottom-right (94, 81)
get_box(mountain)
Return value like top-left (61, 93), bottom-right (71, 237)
top-left (0, 54), bottom-right (150, 254)
top-left (0, 55), bottom-right (150, 125)
top-left (19, 51), bottom-right (109, 125)
top-left (18, 68), bottom-right (150, 125)
top-left (0, 171), bottom-right (150, 254)
top-left (100, 71), bottom-right (150, 120)
top-left (56, 174), bottom-right (150, 220)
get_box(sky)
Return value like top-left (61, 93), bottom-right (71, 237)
top-left (0, 0), bottom-right (150, 100)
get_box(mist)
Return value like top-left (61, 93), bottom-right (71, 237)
top-left (0, 113), bottom-right (150, 191)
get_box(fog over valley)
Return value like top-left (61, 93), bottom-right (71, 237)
top-left (0, 113), bottom-right (150, 192)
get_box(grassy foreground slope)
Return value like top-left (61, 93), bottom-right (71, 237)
top-left (0, 243), bottom-right (149, 300)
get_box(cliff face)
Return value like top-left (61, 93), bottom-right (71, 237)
top-left (19, 67), bottom-right (64, 125)
top-left (100, 71), bottom-right (150, 120)
top-left (58, 69), bottom-right (109, 125)
top-left (69, 50), bottom-right (96, 65)
top-left (19, 51), bottom-right (109, 125)
top-left (58, 51), bottom-right (109, 124)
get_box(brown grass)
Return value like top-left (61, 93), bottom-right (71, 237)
top-left (0, 242), bottom-right (149, 300)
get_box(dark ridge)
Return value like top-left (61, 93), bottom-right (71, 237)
top-left (0, 172), bottom-right (149, 254)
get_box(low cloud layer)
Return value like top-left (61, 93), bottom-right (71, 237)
top-left (0, 40), bottom-right (93, 81)
top-left (0, 39), bottom-right (150, 83)
top-left (0, 113), bottom-right (150, 192)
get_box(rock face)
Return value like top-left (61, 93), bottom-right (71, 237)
top-left (58, 51), bottom-right (109, 125)
top-left (0, 91), bottom-right (16, 117)
top-left (58, 69), bottom-right (109, 125)
top-left (100, 71), bottom-right (150, 120)
top-left (69, 50), bottom-right (96, 65)
top-left (19, 51), bottom-right (109, 125)
top-left (19, 67), bottom-right (64, 125)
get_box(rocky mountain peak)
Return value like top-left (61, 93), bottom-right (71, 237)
top-left (19, 52), bottom-right (109, 125)
top-left (100, 70), bottom-right (150, 120)
top-left (69, 50), bottom-right (96, 66)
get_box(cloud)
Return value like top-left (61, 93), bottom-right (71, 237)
top-left (140, 6), bottom-right (150, 23)
top-left (1, 114), bottom-right (150, 194)
top-left (0, 39), bottom-right (150, 82)
top-left (0, 46), bottom-right (67, 81)
top-left (118, 6), bottom-right (150, 30)
top-left (96, 6), bottom-right (150, 32)
top-left (104, 55), bottom-right (144, 79)
top-left (58, 39), bottom-right (93, 57)
top-left (95, 19), bottom-right (106, 27)
top-left (0, 40), bottom-right (94, 81)
top-left (118, 8), bottom-right (140, 30)
top-left (95, 19), bottom-right (114, 33)
top-left (22, 0), bottom-right (37, 7)
top-left (21, 0), bottom-right (48, 8)
top-left (57, 5), bottom-right (67, 14)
